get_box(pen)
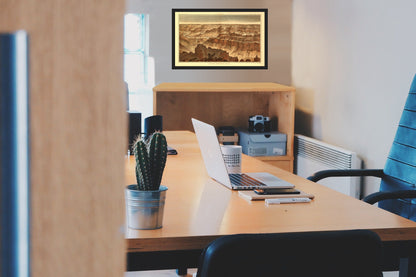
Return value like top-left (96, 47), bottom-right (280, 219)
top-left (265, 198), bottom-right (311, 205)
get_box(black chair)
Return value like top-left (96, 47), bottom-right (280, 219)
top-left (307, 74), bottom-right (416, 221)
top-left (196, 230), bottom-right (382, 277)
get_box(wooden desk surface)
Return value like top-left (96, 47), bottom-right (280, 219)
top-left (125, 131), bottom-right (416, 253)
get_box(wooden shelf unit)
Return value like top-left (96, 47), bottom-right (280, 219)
top-left (153, 82), bottom-right (295, 172)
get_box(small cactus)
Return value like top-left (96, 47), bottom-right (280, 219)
top-left (133, 132), bottom-right (168, 190)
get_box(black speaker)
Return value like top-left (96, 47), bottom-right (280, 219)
top-left (128, 111), bottom-right (141, 154)
top-left (144, 115), bottom-right (163, 139)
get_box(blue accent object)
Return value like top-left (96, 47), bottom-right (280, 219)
top-left (0, 31), bottom-right (30, 277)
top-left (379, 74), bottom-right (416, 221)
top-left (307, 74), bottom-right (416, 223)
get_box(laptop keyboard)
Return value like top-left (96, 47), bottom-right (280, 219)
top-left (229, 173), bottom-right (266, 189)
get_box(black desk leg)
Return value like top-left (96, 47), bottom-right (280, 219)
top-left (399, 257), bottom-right (416, 277)
top-left (177, 268), bottom-right (188, 275)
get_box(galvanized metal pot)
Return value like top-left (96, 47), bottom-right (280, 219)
top-left (125, 185), bottom-right (168, 230)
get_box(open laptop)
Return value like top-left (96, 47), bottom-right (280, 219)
top-left (191, 118), bottom-right (295, 190)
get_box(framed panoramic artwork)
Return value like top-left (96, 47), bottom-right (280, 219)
top-left (172, 9), bottom-right (268, 69)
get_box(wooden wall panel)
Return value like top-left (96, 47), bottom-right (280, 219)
top-left (0, 1), bottom-right (126, 276)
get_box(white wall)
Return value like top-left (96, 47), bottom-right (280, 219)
top-left (126, 0), bottom-right (416, 195)
top-left (292, 0), bottom-right (416, 195)
top-left (126, 0), bottom-right (292, 85)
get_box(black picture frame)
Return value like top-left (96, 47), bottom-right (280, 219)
top-left (172, 9), bottom-right (268, 70)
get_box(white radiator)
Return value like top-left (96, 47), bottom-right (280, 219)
top-left (294, 135), bottom-right (362, 198)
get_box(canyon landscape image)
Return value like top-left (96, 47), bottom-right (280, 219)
top-left (175, 11), bottom-right (265, 65)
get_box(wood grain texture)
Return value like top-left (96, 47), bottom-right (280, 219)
top-left (1, 1), bottom-right (126, 276)
top-left (153, 82), bottom-right (295, 171)
top-left (126, 131), bottom-right (416, 253)
top-left (255, 157), bottom-right (293, 172)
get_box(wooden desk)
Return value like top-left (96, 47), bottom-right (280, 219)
top-left (125, 131), bottom-right (416, 273)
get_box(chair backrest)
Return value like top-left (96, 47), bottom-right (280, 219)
top-left (196, 230), bottom-right (382, 277)
top-left (380, 74), bottom-right (416, 220)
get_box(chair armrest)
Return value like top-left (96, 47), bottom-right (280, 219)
top-left (363, 190), bottom-right (416, 205)
top-left (307, 169), bottom-right (385, 182)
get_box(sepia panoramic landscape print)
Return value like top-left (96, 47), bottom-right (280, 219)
top-left (173, 10), bottom-right (267, 69)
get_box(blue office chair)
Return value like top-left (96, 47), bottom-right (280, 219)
top-left (308, 74), bottom-right (416, 221)
top-left (196, 230), bottom-right (383, 277)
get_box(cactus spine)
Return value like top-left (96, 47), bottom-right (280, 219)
top-left (133, 132), bottom-right (167, 190)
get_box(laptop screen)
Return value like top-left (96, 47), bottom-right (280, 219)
top-left (191, 118), bottom-right (232, 187)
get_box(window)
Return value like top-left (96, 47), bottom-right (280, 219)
top-left (124, 13), bottom-right (154, 120)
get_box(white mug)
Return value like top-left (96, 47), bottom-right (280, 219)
top-left (220, 145), bottom-right (242, 174)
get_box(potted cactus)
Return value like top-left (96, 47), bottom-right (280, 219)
top-left (125, 132), bottom-right (168, 230)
